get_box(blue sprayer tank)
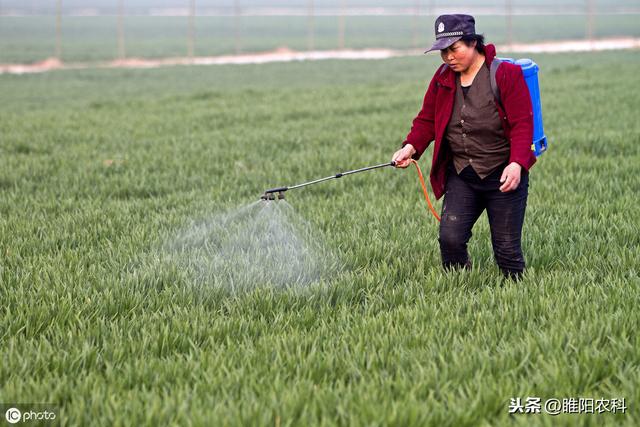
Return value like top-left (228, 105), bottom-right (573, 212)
top-left (499, 58), bottom-right (547, 157)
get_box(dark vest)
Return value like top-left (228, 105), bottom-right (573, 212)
top-left (445, 64), bottom-right (510, 178)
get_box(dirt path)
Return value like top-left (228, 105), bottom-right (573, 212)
top-left (2, 37), bottom-right (639, 75)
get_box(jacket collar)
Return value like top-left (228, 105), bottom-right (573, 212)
top-left (436, 43), bottom-right (497, 89)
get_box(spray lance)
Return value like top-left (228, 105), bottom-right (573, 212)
top-left (260, 159), bottom-right (441, 221)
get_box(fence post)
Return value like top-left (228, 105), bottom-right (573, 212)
top-left (234, 0), bottom-right (241, 54)
top-left (55, 0), bottom-right (62, 60)
top-left (188, 0), bottom-right (195, 58)
top-left (586, 0), bottom-right (595, 47)
top-left (308, 0), bottom-right (315, 51)
top-left (412, 0), bottom-right (421, 49)
top-left (338, 0), bottom-right (346, 50)
top-left (117, 0), bottom-right (126, 59)
top-left (506, 0), bottom-right (513, 48)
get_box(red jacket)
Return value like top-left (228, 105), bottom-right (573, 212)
top-left (402, 43), bottom-right (536, 200)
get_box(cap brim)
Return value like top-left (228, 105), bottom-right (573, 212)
top-left (424, 36), bottom-right (462, 53)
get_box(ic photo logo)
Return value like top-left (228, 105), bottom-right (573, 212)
top-left (4, 406), bottom-right (56, 424)
top-left (5, 408), bottom-right (21, 424)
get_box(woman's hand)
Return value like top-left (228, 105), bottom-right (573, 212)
top-left (499, 162), bottom-right (522, 192)
top-left (392, 144), bottom-right (417, 168)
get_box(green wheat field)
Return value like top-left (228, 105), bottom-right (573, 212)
top-left (1, 49), bottom-right (639, 425)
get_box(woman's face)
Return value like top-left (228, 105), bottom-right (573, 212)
top-left (440, 40), bottom-right (477, 72)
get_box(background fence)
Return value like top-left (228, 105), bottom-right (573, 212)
top-left (1, 0), bottom-right (639, 64)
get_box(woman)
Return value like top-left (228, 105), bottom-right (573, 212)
top-left (392, 14), bottom-right (536, 280)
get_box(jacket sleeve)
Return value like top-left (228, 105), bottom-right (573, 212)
top-left (402, 66), bottom-right (442, 160)
top-left (499, 65), bottom-right (536, 171)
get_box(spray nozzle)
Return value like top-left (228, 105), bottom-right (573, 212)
top-left (260, 187), bottom-right (288, 201)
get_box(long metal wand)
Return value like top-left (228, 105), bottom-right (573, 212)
top-left (260, 161), bottom-right (396, 200)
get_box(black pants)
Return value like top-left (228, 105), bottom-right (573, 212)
top-left (439, 161), bottom-right (529, 280)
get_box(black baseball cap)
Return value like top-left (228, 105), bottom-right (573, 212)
top-left (425, 14), bottom-right (476, 53)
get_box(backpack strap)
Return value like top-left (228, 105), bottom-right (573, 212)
top-left (490, 58), bottom-right (502, 107)
top-left (434, 63), bottom-right (449, 88)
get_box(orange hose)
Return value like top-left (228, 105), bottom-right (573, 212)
top-left (410, 159), bottom-right (441, 222)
